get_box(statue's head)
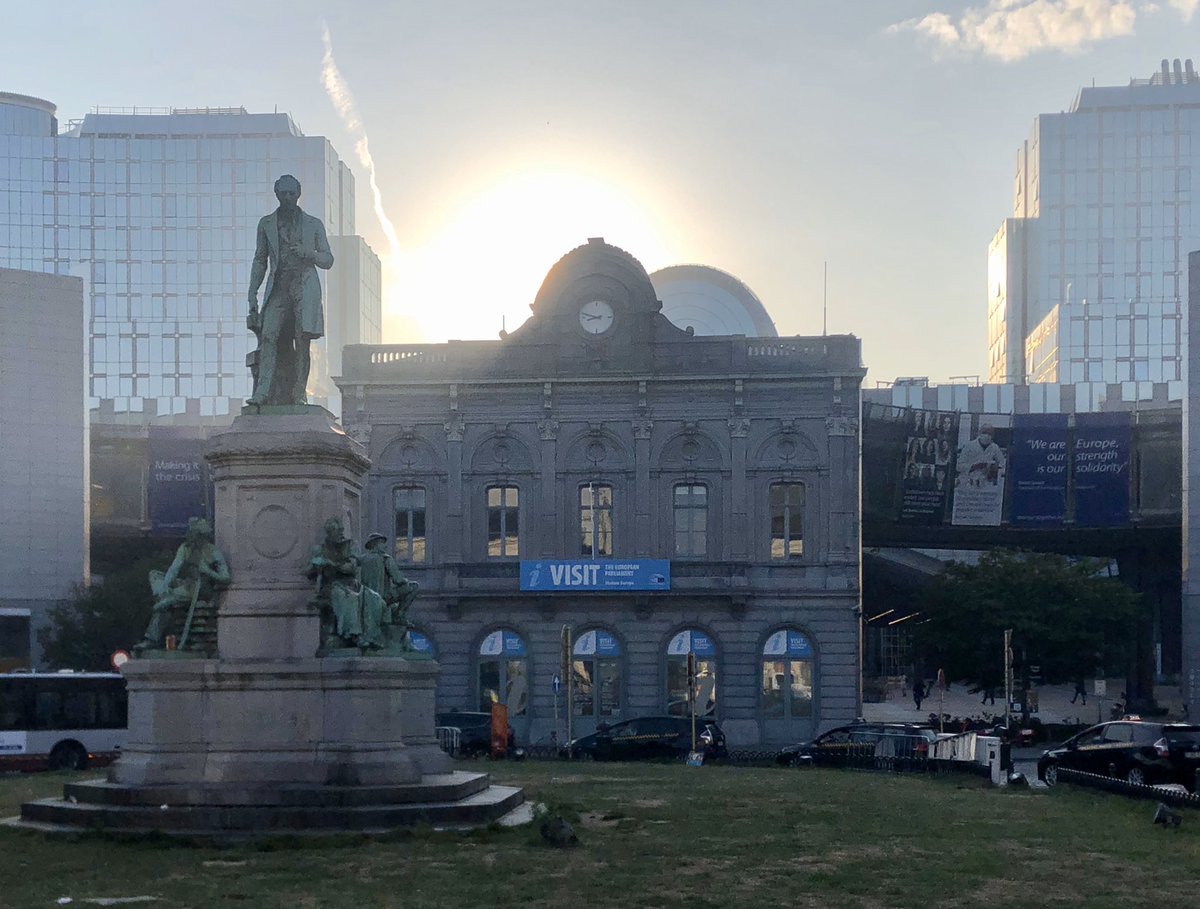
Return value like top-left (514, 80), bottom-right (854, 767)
top-left (274, 174), bottom-right (301, 212)
top-left (365, 532), bottom-right (387, 551)
top-left (186, 517), bottom-right (212, 543)
top-left (323, 517), bottom-right (347, 544)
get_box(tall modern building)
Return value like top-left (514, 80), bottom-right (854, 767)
top-left (0, 92), bottom-right (381, 421)
top-left (0, 268), bottom-right (88, 668)
top-left (988, 59), bottom-right (1200, 387)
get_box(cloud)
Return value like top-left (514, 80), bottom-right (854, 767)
top-left (890, 0), bottom-right (1160, 61)
top-left (1166, 0), bottom-right (1199, 19)
top-left (320, 22), bottom-right (401, 262)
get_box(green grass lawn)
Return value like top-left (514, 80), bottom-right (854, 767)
top-left (1, 762), bottom-right (1195, 909)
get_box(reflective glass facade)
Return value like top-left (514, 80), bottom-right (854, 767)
top-left (988, 65), bottom-right (1200, 385)
top-left (0, 93), bottom-right (380, 420)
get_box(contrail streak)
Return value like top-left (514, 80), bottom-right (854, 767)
top-left (320, 22), bottom-right (401, 261)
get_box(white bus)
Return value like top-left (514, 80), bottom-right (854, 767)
top-left (0, 672), bottom-right (127, 771)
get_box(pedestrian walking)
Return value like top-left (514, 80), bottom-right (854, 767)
top-left (913, 678), bottom-right (926, 711)
top-left (1070, 678), bottom-right (1087, 705)
top-left (981, 686), bottom-right (995, 706)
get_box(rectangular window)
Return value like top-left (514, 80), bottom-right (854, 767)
top-left (392, 486), bottom-right (427, 563)
top-left (673, 483), bottom-right (708, 558)
top-left (769, 483), bottom-right (805, 559)
top-left (579, 483), bottom-right (613, 557)
top-left (487, 485), bottom-right (520, 558)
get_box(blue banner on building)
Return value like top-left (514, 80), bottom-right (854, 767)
top-left (146, 428), bottom-right (210, 536)
top-left (520, 560), bottom-right (670, 591)
top-left (1009, 414), bottom-right (1069, 525)
top-left (1073, 412), bottom-right (1132, 527)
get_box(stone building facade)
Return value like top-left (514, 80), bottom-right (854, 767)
top-left (337, 239), bottom-right (865, 746)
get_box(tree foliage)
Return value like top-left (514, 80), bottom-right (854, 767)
top-left (914, 549), bottom-right (1138, 692)
top-left (37, 553), bottom-right (166, 670)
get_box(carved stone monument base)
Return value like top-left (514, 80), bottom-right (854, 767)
top-left (110, 657), bottom-right (450, 787)
top-left (10, 408), bottom-right (522, 837)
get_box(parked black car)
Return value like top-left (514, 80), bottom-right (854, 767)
top-left (562, 715), bottom-right (727, 761)
top-left (1037, 720), bottom-right (1200, 790)
top-left (776, 722), bottom-right (940, 769)
top-left (435, 710), bottom-right (515, 758)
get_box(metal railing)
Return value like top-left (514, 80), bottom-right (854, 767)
top-left (435, 726), bottom-right (461, 758)
top-left (1056, 767), bottom-right (1200, 809)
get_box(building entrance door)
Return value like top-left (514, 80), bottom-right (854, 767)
top-left (571, 629), bottom-right (623, 738)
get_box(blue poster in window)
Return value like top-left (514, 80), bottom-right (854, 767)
top-left (408, 630), bottom-right (434, 655)
top-left (763, 630), bottom-right (813, 658)
top-left (480, 629), bottom-right (526, 657)
top-left (520, 560), bottom-right (670, 591)
top-left (1009, 414), bottom-right (1069, 525)
top-left (1073, 413), bottom-right (1131, 527)
top-left (574, 629), bottom-right (621, 656)
top-left (667, 630), bottom-right (715, 657)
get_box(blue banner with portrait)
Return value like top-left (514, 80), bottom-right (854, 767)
top-left (1009, 414), bottom-right (1069, 525)
top-left (1073, 413), bottom-right (1132, 527)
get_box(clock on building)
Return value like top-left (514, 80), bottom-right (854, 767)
top-left (578, 299), bottom-right (615, 335)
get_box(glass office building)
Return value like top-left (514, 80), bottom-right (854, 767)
top-left (0, 92), bottom-right (381, 420)
top-left (987, 60), bottom-right (1200, 387)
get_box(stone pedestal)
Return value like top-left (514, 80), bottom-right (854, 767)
top-left (103, 409), bottom-right (453, 795)
top-left (209, 407), bottom-right (366, 661)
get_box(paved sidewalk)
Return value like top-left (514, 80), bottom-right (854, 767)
top-left (862, 678), bottom-right (1186, 727)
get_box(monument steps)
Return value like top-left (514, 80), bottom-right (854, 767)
top-left (12, 775), bottom-right (523, 837)
top-left (60, 770), bottom-right (491, 807)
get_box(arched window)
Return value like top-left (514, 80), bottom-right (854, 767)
top-left (572, 629), bottom-right (622, 720)
top-left (579, 483), bottom-right (613, 557)
top-left (665, 629), bottom-right (717, 717)
top-left (478, 629), bottom-right (527, 715)
top-left (761, 629), bottom-right (814, 718)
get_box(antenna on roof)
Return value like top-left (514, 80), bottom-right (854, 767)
top-left (823, 260), bottom-right (828, 336)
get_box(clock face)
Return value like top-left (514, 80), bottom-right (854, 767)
top-left (578, 299), bottom-right (615, 335)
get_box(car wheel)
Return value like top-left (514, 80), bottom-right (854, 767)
top-left (1042, 763), bottom-right (1058, 787)
top-left (1126, 767), bottom-right (1147, 786)
top-left (48, 741), bottom-right (87, 772)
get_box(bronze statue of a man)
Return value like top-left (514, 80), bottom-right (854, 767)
top-left (138, 517), bottom-right (230, 653)
top-left (360, 532), bottom-right (420, 648)
top-left (246, 174), bottom-right (334, 406)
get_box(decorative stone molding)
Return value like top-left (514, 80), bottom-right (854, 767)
top-left (727, 417), bottom-right (751, 438)
top-left (444, 416), bottom-right (465, 443)
top-left (826, 415), bottom-right (858, 438)
top-left (343, 422), bottom-right (372, 449)
top-left (632, 418), bottom-right (653, 440)
top-left (537, 417), bottom-right (560, 441)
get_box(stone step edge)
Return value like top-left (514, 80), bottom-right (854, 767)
top-left (17, 786), bottom-right (524, 833)
top-left (62, 771), bottom-right (491, 808)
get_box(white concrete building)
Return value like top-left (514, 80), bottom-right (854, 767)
top-left (0, 267), bottom-right (88, 668)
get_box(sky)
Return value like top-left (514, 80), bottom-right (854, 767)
top-left (5, 0), bottom-right (1199, 385)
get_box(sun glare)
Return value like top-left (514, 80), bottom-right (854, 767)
top-left (382, 170), bottom-right (678, 343)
